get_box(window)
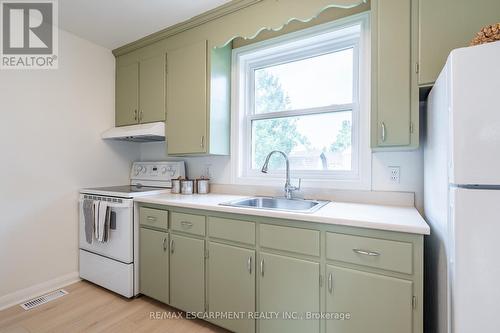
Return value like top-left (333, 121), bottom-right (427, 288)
top-left (232, 14), bottom-right (371, 189)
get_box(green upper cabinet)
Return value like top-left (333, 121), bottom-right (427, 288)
top-left (259, 252), bottom-right (320, 333)
top-left (371, 0), bottom-right (418, 149)
top-left (139, 227), bottom-right (169, 304)
top-left (139, 55), bottom-right (166, 123)
top-left (326, 265), bottom-right (413, 333)
top-left (371, 0), bottom-right (499, 148)
top-left (208, 242), bottom-right (255, 333)
top-left (116, 62), bottom-right (139, 126)
top-left (166, 40), bottom-right (231, 155)
top-left (169, 234), bottom-right (205, 313)
top-left (166, 40), bottom-right (207, 155)
top-left (418, 0), bottom-right (500, 86)
top-left (115, 53), bottom-right (166, 127)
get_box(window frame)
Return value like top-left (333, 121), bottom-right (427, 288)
top-left (231, 13), bottom-right (371, 190)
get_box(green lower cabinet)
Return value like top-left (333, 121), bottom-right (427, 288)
top-left (169, 234), bottom-right (205, 312)
top-left (259, 252), bottom-right (320, 333)
top-left (208, 242), bottom-right (255, 333)
top-left (139, 228), bottom-right (169, 303)
top-left (325, 265), bottom-right (413, 333)
top-left (137, 206), bottom-right (423, 333)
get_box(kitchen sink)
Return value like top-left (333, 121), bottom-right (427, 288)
top-left (220, 196), bottom-right (329, 213)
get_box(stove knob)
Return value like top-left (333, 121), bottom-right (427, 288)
top-left (170, 170), bottom-right (176, 177)
top-left (161, 167), bottom-right (167, 174)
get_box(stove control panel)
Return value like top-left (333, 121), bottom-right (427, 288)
top-left (130, 161), bottom-right (186, 186)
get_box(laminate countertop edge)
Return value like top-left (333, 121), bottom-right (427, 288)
top-left (134, 193), bottom-right (430, 235)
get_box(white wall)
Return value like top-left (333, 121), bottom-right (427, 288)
top-left (140, 142), bottom-right (232, 183)
top-left (372, 149), bottom-right (424, 211)
top-left (0, 29), bottom-right (139, 307)
top-left (140, 142), bottom-right (424, 211)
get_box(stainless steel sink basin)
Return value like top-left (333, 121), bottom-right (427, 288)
top-left (220, 196), bottom-right (329, 213)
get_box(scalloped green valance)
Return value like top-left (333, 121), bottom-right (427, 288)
top-left (209, 0), bottom-right (368, 47)
top-left (113, 0), bottom-right (368, 56)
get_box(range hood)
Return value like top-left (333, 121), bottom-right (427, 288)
top-left (101, 122), bottom-right (165, 142)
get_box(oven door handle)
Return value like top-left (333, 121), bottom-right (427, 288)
top-left (79, 199), bottom-right (131, 209)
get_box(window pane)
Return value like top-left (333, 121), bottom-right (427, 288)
top-left (254, 48), bottom-right (353, 114)
top-left (251, 111), bottom-right (352, 171)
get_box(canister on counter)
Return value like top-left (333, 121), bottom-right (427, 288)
top-left (180, 179), bottom-right (194, 194)
top-left (171, 178), bottom-right (181, 194)
top-left (197, 177), bottom-right (210, 194)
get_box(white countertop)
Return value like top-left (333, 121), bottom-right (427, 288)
top-left (134, 193), bottom-right (430, 235)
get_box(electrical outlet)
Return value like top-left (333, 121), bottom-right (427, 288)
top-left (389, 166), bottom-right (400, 183)
top-left (204, 164), bottom-right (212, 179)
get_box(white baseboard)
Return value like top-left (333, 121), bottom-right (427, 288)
top-left (0, 272), bottom-right (81, 311)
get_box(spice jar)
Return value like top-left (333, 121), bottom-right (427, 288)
top-left (197, 178), bottom-right (210, 194)
top-left (180, 179), bottom-right (194, 194)
top-left (171, 178), bottom-right (181, 194)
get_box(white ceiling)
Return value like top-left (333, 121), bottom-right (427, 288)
top-left (58, 0), bottom-right (231, 49)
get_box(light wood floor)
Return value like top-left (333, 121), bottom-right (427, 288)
top-left (0, 281), bottom-right (229, 333)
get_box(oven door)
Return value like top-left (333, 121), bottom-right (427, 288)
top-left (79, 194), bottom-right (134, 263)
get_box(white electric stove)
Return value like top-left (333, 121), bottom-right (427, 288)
top-left (78, 161), bottom-right (185, 297)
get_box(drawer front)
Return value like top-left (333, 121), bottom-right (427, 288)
top-left (171, 212), bottom-right (206, 236)
top-left (326, 232), bottom-right (413, 274)
top-left (260, 224), bottom-right (320, 256)
top-left (140, 207), bottom-right (168, 230)
top-left (208, 217), bottom-right (255, 245)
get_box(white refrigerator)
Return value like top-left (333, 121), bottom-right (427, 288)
top-left (425, 40), bottom-right (500, 333)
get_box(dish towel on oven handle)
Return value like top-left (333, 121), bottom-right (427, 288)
top-left (94, 200), bottom-right (111, 243)
top-left (103, 204), bottom-right (111, 242)
top-left (83, 199), bottom-right (94, 244)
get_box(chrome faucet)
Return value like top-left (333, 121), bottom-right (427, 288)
top-left (261, 150), bottom-right (301, 199)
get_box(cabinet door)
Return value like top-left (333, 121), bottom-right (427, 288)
top-left (116, 62), bottom-right (139, 126)
top-left (139, 54), bottom-right (166, 123)
top-left (372, 0), bottom-right (411, 147)
top-left (166, 40), bottom-right (208, 154)
top-left (139, 228), bottom-right (168, 303)
top-left (170, 234), bottom-right (205, 312)
top-left (419, 0), bottom-right (500, 85)
top-left (208, 242), bottom-right (255, 333)
top-left (259, 252), bottom-right (320, 333)
top-left (326, 265), bottom-right (413, 333)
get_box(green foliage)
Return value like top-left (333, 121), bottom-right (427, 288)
top-left (255, 70), bottom-right (291, 114)
top-left (330, 120), bottom-right (352, 153)
top-left (253, 70), bottom-right (308, 169)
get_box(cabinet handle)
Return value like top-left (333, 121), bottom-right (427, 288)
top-left (260, 258), bottom-right (264, 277)
top-left (247, 256), bottom-right (252, 274)
top-left (170, 239), bottom-right (174, 254)
top-left (328, 273), bottom-right (333, 293)
top-left (180, 221), bottom-right (193, 229)
top-left (134, 109), bottom-right (138, 121)
top-left (353, 249), bottom-right (380, 257)
top-left (381, 122), bottom-right (387, 142)
top-left (139, 110), bottom-right (143, 122)
top-left (200, 136), bottom-right (204, 148)
top-left (147, 216), bottom-right (157, 222)
top-left (163, 237), bottom-right (167, 251)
